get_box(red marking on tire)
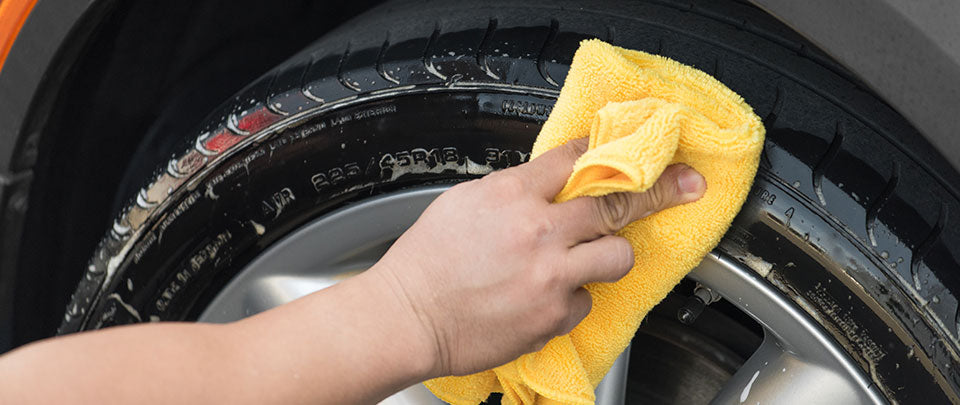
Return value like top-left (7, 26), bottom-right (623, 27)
top-left (237, 108), bottom-right (281, 133)
top-left (204, 130), bottom-right (245, 153)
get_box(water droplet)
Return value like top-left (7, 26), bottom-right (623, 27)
top-left (880, 251), bottom-right (889, 259)
top-left (448, 51), bottom-right (455, 56)
top-left (792, 181), bottom-right (800, 187)
top-left (932, 295), bottom-right (941, 304)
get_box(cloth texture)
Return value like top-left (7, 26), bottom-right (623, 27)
top-left (424, 39), bottom-right (765, 405)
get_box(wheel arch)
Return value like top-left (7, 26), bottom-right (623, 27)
top-left (0, 0), bottom-right (386, 352)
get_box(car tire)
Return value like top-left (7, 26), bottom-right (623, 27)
top-left (59, 0), bottom-right (960, 402)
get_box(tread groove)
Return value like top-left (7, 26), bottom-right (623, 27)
top-left (867, 162), bottom-right (900, 247)
top-left (337, 43), bottom-right (362, 92)
top-left (759, 143), bottom-right (772, 170)
top-left (477, 18), bottom-right (499, 80)
top-left (606, 25), bottom-right (616, 44)
top-left (423, 22), bottom-right (447, 80)
top-left (763, 85), bottom-right (784, 127)
top-left (377, 34), bottom-right (400, 85)
top-left (537, 19), bottom-right (560, 87)
top-left (263, 71), bottom-right (287, 116)
top-left (955, 305), bottom-right (960, 340)
top-left (813, 121), bottom-right (844, 206)
top-left (759, 86), bottom-right (783, 170)
top-left (557, 5), bottom-right (960, 202)
top-left (912, 203), bottom-right (947, 291)
top-left (301, 54), bottom-right (324, 103)
top-left (263, 70), bottom-right (280, 105)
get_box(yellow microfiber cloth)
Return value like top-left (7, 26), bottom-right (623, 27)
top-left (424, 39), bottom-right (765, 405)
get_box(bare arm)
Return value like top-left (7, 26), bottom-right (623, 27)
top-left (0, 269), bottom-right (434, 404)
top-left (0, 139), bottom-right (705, 404)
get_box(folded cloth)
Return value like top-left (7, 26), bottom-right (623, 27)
top-left (424, 39), bottom-right (764, 405)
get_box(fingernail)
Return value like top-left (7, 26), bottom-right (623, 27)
top-left (677, 167), bottom-right (705, 195)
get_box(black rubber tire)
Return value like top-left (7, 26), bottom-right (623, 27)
top-left (58, 0), bottom-right (960, 402)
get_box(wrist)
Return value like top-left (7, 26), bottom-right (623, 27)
top-left (361, 263), bottom-right (443, 381)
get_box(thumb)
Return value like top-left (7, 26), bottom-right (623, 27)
top-left (553, 164), bottom-right (706, 240)
top-left (632, 163), bottom-right (707, 217)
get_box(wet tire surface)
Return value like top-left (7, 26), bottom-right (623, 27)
top-left (61, 1), bottom-right (960, 402)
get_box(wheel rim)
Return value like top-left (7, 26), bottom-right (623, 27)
top-left (198, 185), bottom-right (887, 404)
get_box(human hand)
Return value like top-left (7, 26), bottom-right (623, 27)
top-left (370, 138), bottom-right (706, 378)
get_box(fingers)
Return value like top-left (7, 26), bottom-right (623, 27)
top-left (513, 138), bottom-right (589, 199)
top-left (558, 288), bottom-right (592, 335)
top-left (552, 236), bottom-right (633, 337)
top-left (565, 235), bottom-right (634, 285)
top-left (554, 164), bottom-right (706, 242)
top-left (552, 237), bottom-right (633, 337)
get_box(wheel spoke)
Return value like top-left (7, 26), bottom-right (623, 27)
top-left (595, 345), bottom-right (630, 405)
top-left (710, 334), bottom-right (862, 404)
top-left (691, 257), bottom-right (885, 405)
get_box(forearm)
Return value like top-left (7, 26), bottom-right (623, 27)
top-left (230, 267), bottom-right (438, 404)
top-left (0, 267), bottom-right (436, 405)
top-left (0, 322), bottom-right (242, 404)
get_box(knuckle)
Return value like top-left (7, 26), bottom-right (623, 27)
top-left (532, 216), bottom-right (556, 241)
top-left (595, 193), bottom-right (632, 232)
top-left (558, 295), bottom-right (590, 334)
top-left (646, 184), bottom-right (668, 210)
top-left (516, 216), bottom-right (555, 245)
top-left (563, 138), bottom-right (589, 158)
top-left (487, 171), bottom-right (526, 196)
top-left (529, 263), bottom-right (564, 292)
top-left (645, 178), bottom-right (680, 213)
top-left (611, 237), bottom-right (635, 277)
top-left (545, 303), bottom-right (570, 332)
